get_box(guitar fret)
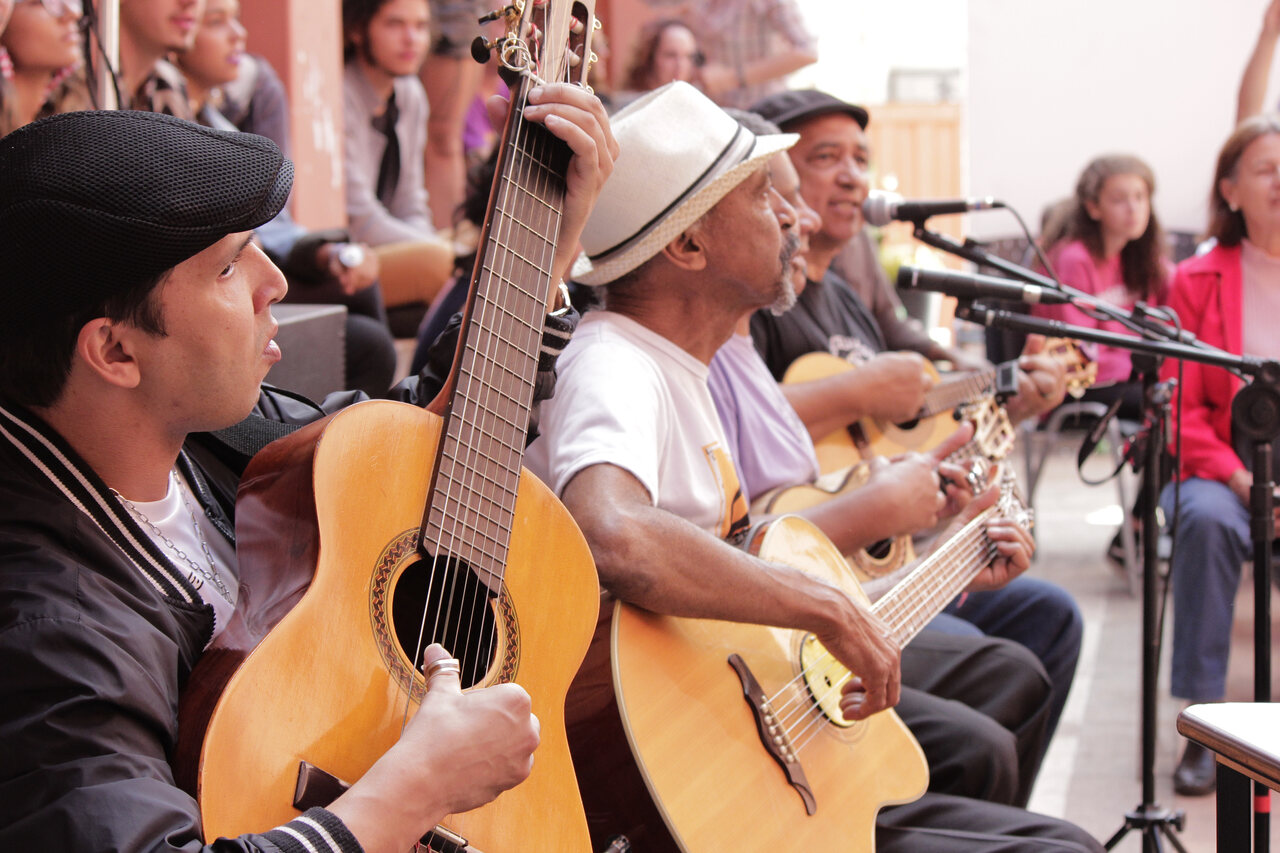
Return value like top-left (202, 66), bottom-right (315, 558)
top-left (488, 207), bottom-right (561, 246)
top-left (423, 95), bottom-right (571, 567)
top-left (431, 497), bottom-right (517, 533)
top-left (451, 383), bottom-right (532, 424)
top-left (490, 244), bottom-right (555, 276)
top-left (506, 141), bottom-right (563, 177)
top-left (434, 455), bottom-right (521, 497)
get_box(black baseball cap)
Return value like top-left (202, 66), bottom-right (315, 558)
top-left (751, 89), bottom-right (870, 132)
top-left (0, 110), bottom-right (293, 330)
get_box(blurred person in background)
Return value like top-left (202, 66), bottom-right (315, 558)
top-left (1159, 114), bottom-right (1280, 796)
top-left (0, 0), bottom-right (90, 135)
top-left (1238, 0), bottom-right (1280, 123)
top-left (418, 0), bottom-right (488, 232)
top-left (679, 0), bottom-right (816, 109)
top-left (617, 17), bottom-right (700, 107)
top-left (177, 0), bottom-right (396, 394)
top-left (1034, 155), bottom-right (1172, 419)
top-left (117, 0), bottom-right (202, 117)
top-left (343, 0), bottom-right (455, 335)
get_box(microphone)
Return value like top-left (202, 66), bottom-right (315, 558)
top-left (897, 265), bottom-right (1072, 305)
top-left (863, 191), bottom-right (1004, 226)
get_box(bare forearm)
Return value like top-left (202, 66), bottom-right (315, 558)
top-left (786, 488), bottom-right (907, 554)
top-left (781, 377), bottom-right (868, 442)
top-left (595, 502), bottom-right (845, 629)
top-left (742, 47), bottom-right (818, 88)
top-left (1239, 32), bottom-right (1280, 123)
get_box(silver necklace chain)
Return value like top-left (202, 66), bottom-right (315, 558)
top-left (113, 471), bottom-right (234, 602)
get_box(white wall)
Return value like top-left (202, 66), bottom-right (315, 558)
top-left (967, 0), bottom-right (1280, 240)
top-left (793, 0), bottom-right (968, 105)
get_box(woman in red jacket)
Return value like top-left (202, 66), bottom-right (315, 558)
top-left (1161, 114), bottom-right (1280, 796)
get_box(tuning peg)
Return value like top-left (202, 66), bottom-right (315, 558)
top-left (567, 52), bottom-right (581, 67)
top-left (570, 17), bottom-right (584, 35)
top-left (471, 35), bottom-right (497, 63)
top-left (477, 3), bottom-right (517, 24)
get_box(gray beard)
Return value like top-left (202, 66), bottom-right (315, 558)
top-left (768, 231), bottom-right (802, 316)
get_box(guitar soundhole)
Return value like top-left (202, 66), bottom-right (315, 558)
top-left (865, 538), bottom-right (894, 560)
top-left (390, 553), bottom-right (498, 690)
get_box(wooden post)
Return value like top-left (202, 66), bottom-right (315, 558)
top-left (240, 0), bottom-right (346, 230)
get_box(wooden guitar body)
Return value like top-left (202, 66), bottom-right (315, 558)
top-left (782, 352), bottom-right (955, 473)
top-left (753, 464), bottom-right (915, 580)
top-left (183, 400), bottom-right (598, 850)
top-left (612, 516), bottom-right (927, 853)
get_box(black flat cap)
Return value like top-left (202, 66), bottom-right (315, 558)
top-left (751, 89), bottom-right (869, 132)
top-left (0, 110), bottom-right (293, 329)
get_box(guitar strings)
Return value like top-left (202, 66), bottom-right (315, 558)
top-left (776, 533), bottom-right (998, 755)
top-left (783, 529), bottom-right (1000, 755)
top-left (787, 532), bottom-right (1001, 754)
top-left (766, 530), bottom-right (994, 750)
top-left (412, 7), bottom-right (570, 711)
top-left (761, 512), bottom-right (1003, 755)
top-left (770, 522), bottom-right (994, 737)
top-left (783, 481), bottom-right (1029, 753)
top-left (399, 44), bottom-right (540, 734)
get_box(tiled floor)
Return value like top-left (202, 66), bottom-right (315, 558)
top-left (1022, 438), bottom-right (1280, 851)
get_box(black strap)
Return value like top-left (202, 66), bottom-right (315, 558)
top-left (208, 413), bottom-right (301, 459)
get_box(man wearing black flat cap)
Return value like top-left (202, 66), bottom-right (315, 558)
top-left (0, 96), bottom-right (616, 852)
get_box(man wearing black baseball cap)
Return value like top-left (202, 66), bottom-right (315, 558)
top-left (748, 88), bottom-right (1083, 806)
top-left (0, 94), bottom-right (616, 851)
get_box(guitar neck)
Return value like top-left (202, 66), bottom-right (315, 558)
top-left (870, 506), bottom-right (1000, 648)
top-left (918, 368), bottom-right (996, 418)
top-left (420, 87), bottom-right (571, 580)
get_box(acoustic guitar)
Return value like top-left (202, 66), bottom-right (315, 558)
top-left (783, 337), bottom-right (1097, 473)
top-left (612, 467), bottom-right (1031, 852)
top-left (173, 4), bottom-right (602, 849)
top-left (753, 397), bottom-right (1016, 580)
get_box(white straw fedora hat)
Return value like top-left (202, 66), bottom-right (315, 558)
top-left (572, 81), bottom-right (798, 286)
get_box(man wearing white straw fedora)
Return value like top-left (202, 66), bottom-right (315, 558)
top-left (525, 82), bottom-right (1102, 852)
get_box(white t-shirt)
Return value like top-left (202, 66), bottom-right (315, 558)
top-left (125, 470), bottom-right (238, 639)
top-left (526, 311), bottom-right (750, 543)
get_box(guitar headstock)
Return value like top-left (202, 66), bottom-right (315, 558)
top-left (1044, 337), bottom-right (1098, 400)
top-left (995, 464), bottom-right (1033, 532)
top-left (472, 0), bottom-right (601, 91)
top-left (955, 399), bottom-right (1015, 464)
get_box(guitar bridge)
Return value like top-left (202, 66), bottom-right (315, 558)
top-left (727, 654), bottom-right (817, 815)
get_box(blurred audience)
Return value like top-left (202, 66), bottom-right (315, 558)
top-left (0, 0), bottom-right (89, 136)
top-left (419, 0), bottom-right (487, 230)
top-left (117, 0), bottom-right (200, 117)
top-left (1034, 155), bottom-right (1172, 420)
top-left (619, 17), bottom-right (700, 103)
top-left (343, 0), bottom-right (455, 333)
top-left (679, 0), bottom-right (816, 109)
top-left (175, 0), bottom-right (396, 395)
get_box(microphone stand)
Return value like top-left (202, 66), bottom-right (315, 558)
top-left (959, 303), bottom-right (1279, 852)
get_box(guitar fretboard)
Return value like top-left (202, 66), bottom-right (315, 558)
top-left (917, 368), bottom-right (996, 418)
top-left (871, 506), bottom-right (999, 648)
top-left (420, 101), bottom-right (570, 581)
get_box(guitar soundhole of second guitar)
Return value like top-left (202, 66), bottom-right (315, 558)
top-left (390, 553), bottom-right (499, 690)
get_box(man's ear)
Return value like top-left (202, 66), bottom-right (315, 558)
top-left (76, 318), bottom-right (142, 390)
top-left (660, 221), bottom-right (710, 273)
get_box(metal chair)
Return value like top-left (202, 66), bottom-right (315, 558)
top-left (1022, 400), bottom-right (1141, 593)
